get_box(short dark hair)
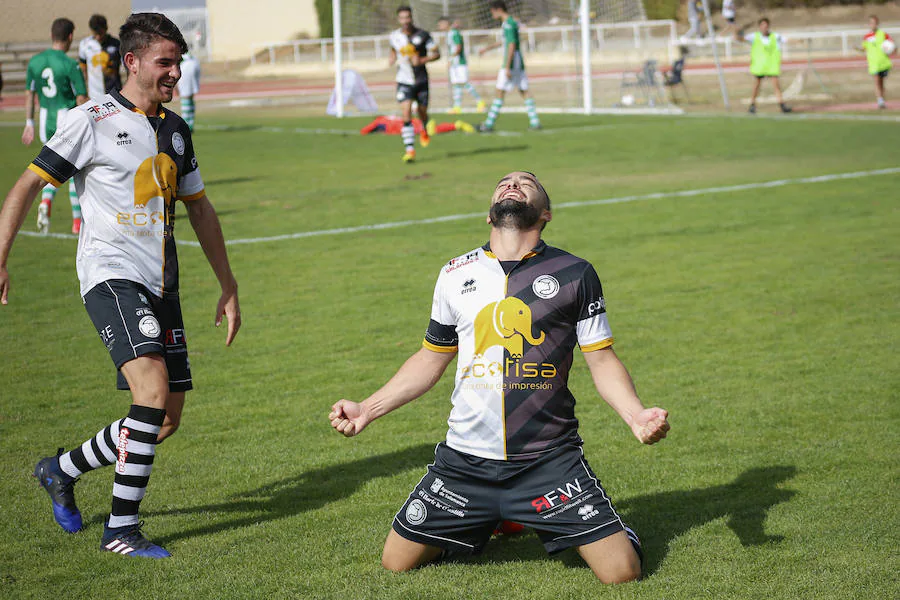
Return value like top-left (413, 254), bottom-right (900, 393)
top-left (438, 15), bottom-right (451, 23)
top-left (51, 18), bottom-right (75, 42)
top-left (89, 14), bottom-right (108, 34)
top-left (397, 5), bottom-right (412, 15)
top-left (758, 17), bottom-right (770, 26)
top-left (120, 12), bottom-right (188, 58)
top-left (490, 1), bottom-right (508, 12)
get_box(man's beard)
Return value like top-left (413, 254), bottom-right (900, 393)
top-left (489, 198), bottom-right (542, 230)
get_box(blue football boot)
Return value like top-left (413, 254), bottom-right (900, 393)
top-left (101, 521), bottom-right (171, 558)
top-left (34, 449), bottom-right (83, 533)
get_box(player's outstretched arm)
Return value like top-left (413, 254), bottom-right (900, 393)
top-left (22, 90), bottom-right (36, 145)
top-left (0, 170), bottom-right (46, 304)
top-left (184, 195), bottom-right (241, 345)
top-left (478, 41), bottom-right (502, 56)
top-left (330, 347), bottom-right (456, 437)
top-left (582, 347), bottom-right (670, 444)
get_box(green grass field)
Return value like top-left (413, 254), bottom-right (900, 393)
top-left (0, 110), bottom-right (897, 599)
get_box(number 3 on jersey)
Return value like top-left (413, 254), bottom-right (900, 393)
top-left (41, 67), bottom-right (57, 98)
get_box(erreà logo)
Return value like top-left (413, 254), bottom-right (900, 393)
top-left (473, 297), bottom-right (545, 358)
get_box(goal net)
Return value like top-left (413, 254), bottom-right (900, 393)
top-left (329, 0), bottom-right (682, 116)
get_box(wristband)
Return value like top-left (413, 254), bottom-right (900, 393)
top-left (26, 119), bottom-right (34, 127)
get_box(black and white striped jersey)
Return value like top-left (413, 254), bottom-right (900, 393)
top-left (29, 89), bottom-right (205, 298)
top-left (424, 242), bottom-right (614, 461)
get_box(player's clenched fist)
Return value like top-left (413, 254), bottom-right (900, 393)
top-left (630, 407), bottom-right (670, 444)
top-left (329, 399), bottom-right (372, 437)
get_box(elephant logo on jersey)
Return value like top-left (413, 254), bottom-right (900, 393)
top-left (133, 153), bottom-right (177, 208)
top-left (473, 297), bottom-right (545, 358)
top-left (91, 51), bottom-right (114, 76)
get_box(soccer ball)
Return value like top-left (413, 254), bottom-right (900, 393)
top-left (884, 39), bottom-right (897, 56)
top-left (621, 94), bottom-right (635, 107)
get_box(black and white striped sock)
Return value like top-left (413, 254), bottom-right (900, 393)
top-left (108, 405), bottom-right (166, 529)
top-left (58, 419), bottom-right (123, 478)
top-left (401, 122), bottom-right (415, 151)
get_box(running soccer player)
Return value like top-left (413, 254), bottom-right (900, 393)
top-left (177, 48), bottom-right (201, 130)
top-left (437, 17), bottom-right (484, 114)
top-left (858, 15), bottom-right (895, 109)
top-left (736, 18), bottom-right (791, 114)
top-left (0, 12), bottom-right (241, 558)
top-left (78, 14), bottom-right (123, 101)
top-left (389, 5), bottom-right (440, 163)
top-left (477, 1), bottom-right (541, 132)
top-left (330, 171), bottom-right (669, 582)
top-left (23, 18), bottom-right (88, 235)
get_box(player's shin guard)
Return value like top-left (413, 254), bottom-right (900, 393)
top-left (465, 82), bottom-right (481, 102)
top-left (107, 405), bottom-right (165, 529)
top-left (58, 419), bottom-right (124, 478)
top-left (401, 122), bottom-right (415, 151)
top-left (525, 98), bottom-right (541, 128)
top-left (180, 97), bottom-right (195, 131)
top-left (484, 99), bottom-right (503, 128)
top-left (452, 85), bottom-right (463, 109)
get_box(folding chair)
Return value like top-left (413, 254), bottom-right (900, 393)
top-left (619, 59), bottom-right (665, 107)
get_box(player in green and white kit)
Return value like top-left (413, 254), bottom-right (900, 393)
top-left (437, 17), bottom-right (484, 114)
top-left (23, 18), bottom-right (88, 234)
top-left (477, 1), bottom-right (540, 132)
top-left (859, 15), bottom-right (896, 109)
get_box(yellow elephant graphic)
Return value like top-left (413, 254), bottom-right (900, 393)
top-left (473, 297), bottom-right (545, 358)
top-left (133, 153), bottom-right (177, 208)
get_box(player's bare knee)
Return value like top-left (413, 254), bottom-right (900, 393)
top-left (597, 568), bottom-right (641, 585)
top-left (381, 552), bottom-right (415, 573)
top-left (598, 554), bottom-right (642, 584)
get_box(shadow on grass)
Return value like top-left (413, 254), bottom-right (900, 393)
top-left (445, 144), bottom-right (529, 159)
top-left (204, 176), bottom-right (260, 187)
top-left (145, 443), bottom-right (435, 545)
top-left (471, 465), bottom-right (798, 575)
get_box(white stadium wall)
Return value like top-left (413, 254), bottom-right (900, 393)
top-left (0, 0), bottom-right (130, 44)
top-left (207, 0), bottom-right (319, 61)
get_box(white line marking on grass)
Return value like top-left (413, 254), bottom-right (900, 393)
top-left (19, 167), bottom-right (900, 246)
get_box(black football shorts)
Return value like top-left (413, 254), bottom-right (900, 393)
top-left (82, 279), bottom-right (192, 392)
top-left (396, 82), bottom-right (429, 107)
top-left (392, 441), bottom-right (625, 555)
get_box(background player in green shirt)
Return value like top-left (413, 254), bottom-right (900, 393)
top-left (477, 1), bottom-right (541, 132)
top-left (437, 17), bottom-right (484, 114)
top-left (23, 18), bottom-right (88, 234)
top-left (858, 15), bottom-right (896, 109)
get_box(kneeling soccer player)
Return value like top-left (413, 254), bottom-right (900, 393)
top-left (330, 171), bottom-right (670, 582)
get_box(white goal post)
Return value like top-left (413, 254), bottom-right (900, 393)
top-left (328, 0), bottom-right (724, 117)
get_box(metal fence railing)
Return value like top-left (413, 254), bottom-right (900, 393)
top-left (673, 27), bottom-right (900, 62)
top-left (250, 20), bottom-right (679, 65)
